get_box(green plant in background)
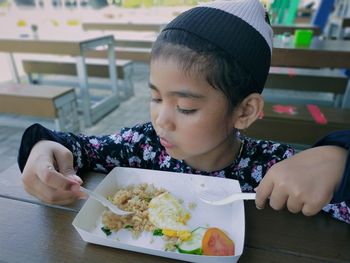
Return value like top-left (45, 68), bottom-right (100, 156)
top-left (0, 0), bottom-right (9, 9)
top-left (143, 0), bottom-right (153, 7)
top-left (121, 0), bottom-right (212, 7)
top-left (17, 19), bottom-right (27, 27)
top-left (186, 0), bottom-right (198, 5)
top-left (123, 0), bottom-right (142, 8)
top-left (51, 19), bottom-right (59, 27)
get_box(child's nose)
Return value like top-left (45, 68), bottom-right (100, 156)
top-left (155, 106), bottom-right (175, 131)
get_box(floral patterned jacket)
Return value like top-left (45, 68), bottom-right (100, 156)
top-left (17, 123), bottom-right (349, 223)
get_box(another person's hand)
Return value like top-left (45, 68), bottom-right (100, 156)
top-left (255, 145), bottom-right (347, 216)
top-left (22, 140), bottom-right (84, 205)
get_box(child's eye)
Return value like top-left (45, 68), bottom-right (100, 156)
top-left (176, 106), bottom-right (197, 115)
top-left (151, 98), bottom-right (162, 103)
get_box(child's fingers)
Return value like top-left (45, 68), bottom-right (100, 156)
top-left (302, 200), bottom-right (327, 216)
top-left (67, 174), bottom-right (83, 185)
top-left (36, 162), bottom-right (78, 191)
top-left (286, 196), bottom-right (304, 214)
top-left (268, 187), bottom-right (289, 211)
top-left (24, 174), bottom-right (79, 205)
top-left (255, 176), bottom-right (274, 209)
top-left (301, 204), bottom-right (320, 216)
top-left (52, 146), bottom-right (77, 178)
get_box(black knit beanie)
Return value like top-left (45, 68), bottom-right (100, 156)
top-left (161, 0), bottom-right (273, 93)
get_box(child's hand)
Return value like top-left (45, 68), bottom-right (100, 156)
top-left (255, 146), bottom-right (347, 216)
top-left (22, 140), bottom-right (85, 205)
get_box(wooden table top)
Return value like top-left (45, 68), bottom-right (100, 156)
top-left (0, 30), bottom-right (156, 54)
top-left (82, 21), bottom-right (166, 32)
top-left (0, 32), bottom-right (117, 56)
top-left (2, 196), bottom-right (349, 263)
top-left (272, 24), bottom-right (321, 36)
top-left (1, 164), bottom-right (349, 263)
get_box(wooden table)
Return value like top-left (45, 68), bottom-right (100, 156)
top-left (272, 37), bottom-right (350, 108)
top-left (245, 103), bottom-right (350, 145)
top-left (272, 24), bottom-right (321, 36)
top-left (0, 33), bottom-right (119, 127)
top-left (82, 21), bottom-right (166, 33)
top-left (1, 164), bottom-right (349, 263)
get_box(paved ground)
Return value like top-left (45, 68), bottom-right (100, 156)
top-left (0, 62), bottom-right (151, 172)
top-left (84, 63), bottom-right (151, 136)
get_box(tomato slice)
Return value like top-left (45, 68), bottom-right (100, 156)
top-left (202, 227), bottom-right (235, 256)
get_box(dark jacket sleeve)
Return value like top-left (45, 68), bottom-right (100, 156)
top-left (17, 123), bottom-right (74, 172)
top-left (17, 122), bottom-right (155, 175)
top-left (313, 130), bottom-right (350, 204)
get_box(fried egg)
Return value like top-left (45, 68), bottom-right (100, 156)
top-left (148, 192), bottom-right (191, 240)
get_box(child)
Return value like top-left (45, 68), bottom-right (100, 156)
top-left (17, 0), bottom-right (348, 223)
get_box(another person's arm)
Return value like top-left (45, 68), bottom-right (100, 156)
top-left (313, 130), bottom-right (350, 204)
top-left (255, 130), bottom-right (350, 223)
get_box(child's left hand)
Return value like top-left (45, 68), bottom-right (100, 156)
top-left (255, 145), bottom-right (347, 216)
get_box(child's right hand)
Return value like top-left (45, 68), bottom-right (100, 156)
top-left (21, 140), bottom-right (85, 205)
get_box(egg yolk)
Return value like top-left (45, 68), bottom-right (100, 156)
top-left (162, 229), bottom-right (192, 241)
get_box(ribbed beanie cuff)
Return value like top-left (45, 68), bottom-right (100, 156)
top-left (162, 0), bottom-right (273, 93)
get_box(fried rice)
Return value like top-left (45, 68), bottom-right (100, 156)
top-left (102, 183), bottom-right (166, 239)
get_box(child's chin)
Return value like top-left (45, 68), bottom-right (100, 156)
top-left (165, 149), bottom-right (183, 160)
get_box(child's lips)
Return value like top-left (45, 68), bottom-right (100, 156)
top-left (160, 137), bottom-right (175, 148)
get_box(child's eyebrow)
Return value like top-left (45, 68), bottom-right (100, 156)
top-left (148, 82), bottom-right (158, 91)
top-left (148, 82), bottom-right (205, 99)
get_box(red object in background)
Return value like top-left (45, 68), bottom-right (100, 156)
top-left (307, 104), bottom-right (328, 124)
top-left (273, 105), bottom-right (298, 115)
top-left (287, 68), bottom-right (296, 77)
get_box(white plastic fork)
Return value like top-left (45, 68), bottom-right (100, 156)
top-left (80, 186), bottom-right (134, 216)
top-left (198, 191), bottom-right (256, 205)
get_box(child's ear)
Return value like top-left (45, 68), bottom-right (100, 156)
top-left (233, 93), bottom-right (264, 130)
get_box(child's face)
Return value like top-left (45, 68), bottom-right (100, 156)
top-left (149, 58), bottom-right (239, 170)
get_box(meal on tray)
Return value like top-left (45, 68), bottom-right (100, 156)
top-left (101, 183), bottom-right (235, 256)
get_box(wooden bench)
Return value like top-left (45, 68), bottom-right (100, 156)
top-left (0, 83), bottom-right (79, 133)
top-left (22, 56), bottom-right (134, 98)
top-left (266, 67), bottom-right (348, 106)
top-left (243, 102), bottom-right (350, 145)
top-left (267, 67), bottom-right (347, 93)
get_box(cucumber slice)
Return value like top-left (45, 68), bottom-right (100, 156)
top-left (177, 227), bottom-right (207, 255)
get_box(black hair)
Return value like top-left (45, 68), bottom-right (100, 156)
top-left (151, 29), bottom-right (257, 112)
